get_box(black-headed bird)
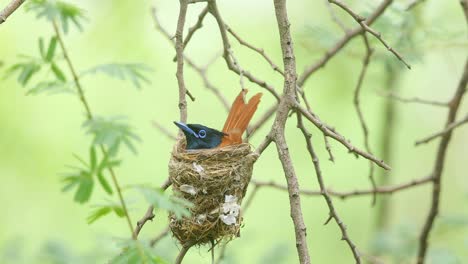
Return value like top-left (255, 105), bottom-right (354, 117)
top-left (174, 89), bottom-right (262, 150)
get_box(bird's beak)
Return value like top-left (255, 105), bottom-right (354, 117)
top-left (174, 121), bottom-right (199, 138)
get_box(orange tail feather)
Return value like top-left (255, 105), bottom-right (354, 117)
top-left (219, 89), bottom-right (262, 147)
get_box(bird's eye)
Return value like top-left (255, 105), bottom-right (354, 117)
top-left (198, 129), bottom-right (206, 138)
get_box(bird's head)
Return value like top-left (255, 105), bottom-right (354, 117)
top-left (174, 121), bottom-right (226, 150)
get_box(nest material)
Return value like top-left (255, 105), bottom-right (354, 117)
top-left (168, 140), bottom-right (257, 245)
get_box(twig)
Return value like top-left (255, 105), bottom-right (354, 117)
top-left (252, 174), bottom-right (434, 199)
top-left (325, 0), bottom-right (348, 32)
top-left (297, 113), bottom-right (361, 263)
top-left (0, 0), bottom-right (24, 25)
top-left (208, 1), bottom-right (281, 101)
top-left (297, 105), bottom-right (391, 170)
top-left (298, 0), bottom-right (394, 87)
top-left (246, 104), bottom-right (278, 139)
top-left (52, 20), bottom-right (135, 239)
top-left (150, 226), bottom-right (170, 247)
top-left (328, 0), bottom-right (411, 69)
top-left (226, 25), bottom-right (284, 76)
top-left (353, 34), bottom-right (377, 205)
top-left (151, 7), bottom-right (230, 112)
top-left (416, 53), bottom-right (468, 264)
top-left (377, 90), bottom-right (449, 107)
top-left (270, 0), bottom-right (311, 262)
top-left (133, 206), bottom-right (155, 238)
top-left (324, 135), bottom-right (335, 162)
top-left (152, 121), bottom-right (177, 140)
top-left (415, 113), bottom-right (468, 145)
top-left (172, 6), bottom-right (209, 62)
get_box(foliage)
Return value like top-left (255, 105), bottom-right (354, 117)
top-left (61, 148), bottom-right (120, 203)
top-left (83, 116), bottom-right (141, 156)
top-left (136, 186), bottom-right (193, 219)
top-left (109, 240), bottom-right (169, 264)
top-left (82, 63), bottom-right (153, 89)
top-left (87, 200), bottom-right (126, 224)
top-left (26, 0), bottom-right (86, 33)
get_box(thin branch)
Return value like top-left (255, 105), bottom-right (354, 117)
top-left (325, 0), bottom-right (349, 32)
top-left (226, 25), bottom-right (284, 76)
top-left (52, 20), bottom-right (135, 239)
top-left (324, 135), bottom-right (335, 162)
top-left (298, 0), bottom-right (394, 87)
top-left (297, 105), bottom-right (391, 170)
top-left (175, 0), bottom-right (189, 126)
top-left (416, 54), bottom-right (468, 264)
top-left (271, 0), bottom-right (311, 262)
top-left (152, 121), bottom-right (177, 140)
top-left (377, 90), bottom-right (449, 107)
top-left (297, 113), bottom-right (361, 263)
top-left (151, 7), bottom-right (230, 112)
top-left (353, 34), bottom-right (377, 205)
top-left (208, 1), bottom-right (281, 101)
top-left (246, 104), bottom-right (278, 139)
top-left (133, 206), bottom-right (155, 238)
top-left (0, 0), bottom-right (24, 25)
top-left (172, 6), bottom-right (209, 62)
top-left (415, 113), bottom-right (468, 145)
top-left (328, 0), bottom-right (411, 69)
top-left (252, 174), bottom-right (434, 199)
top-left (150, 226), bottom-right (170, 247)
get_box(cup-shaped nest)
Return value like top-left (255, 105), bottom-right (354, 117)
top-left (168, 140), bottom-right (257, 245)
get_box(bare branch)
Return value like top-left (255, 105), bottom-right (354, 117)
top-left (415, 113), bottom-right (468, 145)
top-left (353, 34), bottom-right (377, 205)
top-left (377, 90), bottom-right (449, 107)
top-left (208, 1), bottom-right (281, 101)
top-left (227, 25), bottom-right (284, 76)
top-left (271, 0), bottom-right (311, 262)
top-left (133, 206), bottom-right (155, 238)
top-left (325, 0), bottom-right (349, 32)
top-left (150, 226), bottom-right (170, 247)
top-left (174, 0), bottom-right (190, 125)
top-left (175, 243), bottom-right (194, 264)
top-left (252, 174), bottom-right (434, 199)
top-left (298, 0), bottom-right (394, 87)
top-left (0, 0), bottom-right (24, 25)
top-left (246, 104), bottom-right (278, 139)
top-left (323, 135), bottom-right (335, 162)
top-left (172, 6), bottom-right (209, 62)
top-left (297, 105), bottom-right (391, 170)
top-left (297, 114), bottom-right (361, 263)
top-left (416, 57), bottom-right (468, 264)
top-left (328, 0), bottom-right (411, 69)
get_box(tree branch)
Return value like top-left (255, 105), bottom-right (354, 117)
top-left (271, 0), bottom-right (311, 262)
top-left (377, 90), bottom-right (449, 107)
top-left (0, 0), bottom-right (24, 25)
top-left (298, 0), bottom-right (394, 87)
top-left (297, 114), bottom-right (361, 263)
top-left (415, 113), bottom-right (468, 145)
top-left (175, 0), bottom-right (190, 124)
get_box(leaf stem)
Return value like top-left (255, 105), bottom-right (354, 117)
top-left (51, 19), bottom-right (136, 239)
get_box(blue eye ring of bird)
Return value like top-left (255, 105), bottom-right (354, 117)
top-left (198, 129), bottom-right (207, 138)
top-left (174, 121), bottom-right (199, 138)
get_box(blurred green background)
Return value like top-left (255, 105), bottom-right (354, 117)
top-left (1, 0), bottom-right (467, 263)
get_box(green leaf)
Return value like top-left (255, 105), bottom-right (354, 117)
top-left (83, 116), bottom-right (141, 155)
top-left (97, 172), bottom-right (113, 195)
top-left (89, 147), bottom-right (97, 171)
top-left (137, 186), bottom-right (192, 219)
top-left (82, 63), bottom-right (153, 89)
top-left (86, 206), bottom-right (111, 224)
top-left (26, 0), bottom-right (86, 34)
top-left (62, 171), bottom-right (94, 204)
top-left (38, 38), bottom-right (45, 59)
top-left (5, 62), bottom-right (42, 86)
top-left (109, 240), bottom-right (169, 264)
top-left (26, 80), bottom-right (75, 95)
top-left (45, 36), bottom-right (57, 62)
top-left (51, 62), bottom-right (66, 81)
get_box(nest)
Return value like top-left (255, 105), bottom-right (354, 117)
top-left (168, 140), bottom-right (257, 245)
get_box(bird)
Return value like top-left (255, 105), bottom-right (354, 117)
top-left (174, 89), bottom-right (262, 150)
